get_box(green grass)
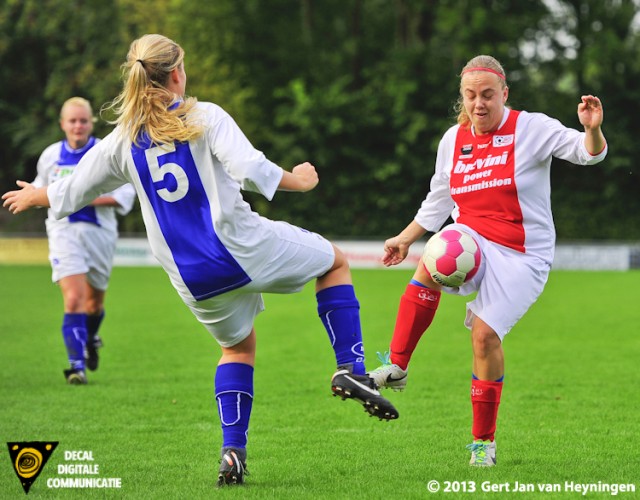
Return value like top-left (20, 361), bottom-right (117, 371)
top-left (1, 265), bottom-right (639, 498)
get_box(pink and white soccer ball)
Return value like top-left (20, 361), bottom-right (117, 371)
top-left (423, 228), bottom-right (481, 287)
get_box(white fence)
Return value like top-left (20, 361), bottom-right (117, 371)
top-left (113, 238), bottom-right (638, 271)
top-left (1, 237), bottom-right (636, 270)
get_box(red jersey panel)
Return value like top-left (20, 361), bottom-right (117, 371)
top-left (451, 110), bottom-right (525, 252)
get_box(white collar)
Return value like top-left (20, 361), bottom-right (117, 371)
top-left (471, 108), bottom-right (510, 137)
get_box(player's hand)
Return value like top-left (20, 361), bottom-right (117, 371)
top-left (2, 180), bottom-right (36, 214)
top-left (578, 95), bottom-right (604, 129)
top-left (290, 162), bottom-right (319, 192)
top-left (382, 235), bottom-right (410, 267)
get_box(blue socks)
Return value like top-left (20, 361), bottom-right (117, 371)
top-left (86, 311), bottom-right (104, 341)
top-left (214, 286), bottom-right (365, 452)
top-left (316, 284), bottom-right (365, 375)
top-left (215, 363), bottom-right (254, 450)
top-left (62, 313), bottom-right (87, 370)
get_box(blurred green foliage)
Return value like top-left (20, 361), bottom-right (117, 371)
top-left (1, 0), bottom-right (638, 239)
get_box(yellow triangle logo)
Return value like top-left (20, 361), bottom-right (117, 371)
top-left (7, 441), bottom-right (59, 494)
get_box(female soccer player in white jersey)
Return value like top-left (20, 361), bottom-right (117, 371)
top-left (31, 97), bottom-right (136, 385)
top-left (368, 55), bottom-right (607, 467)
top-left (3, 34), bottom-right (397, 486)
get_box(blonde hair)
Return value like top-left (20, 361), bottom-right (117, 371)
top-left (60, 97), bottom-right (95, 121)
top-left (455, 55), bottom-right (508, 129)
top-left (104, 34), bottom-right (203, 146)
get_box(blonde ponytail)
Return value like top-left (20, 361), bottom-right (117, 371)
top-left (103, 34), bottom-right (204, 146)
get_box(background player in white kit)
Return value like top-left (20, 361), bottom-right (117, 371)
top-left (32, 97), bottom-right (136, 385)
top-left (368, 55), bottom-right (607, 466)
top-left (3, 34), bottom-right (397, 486)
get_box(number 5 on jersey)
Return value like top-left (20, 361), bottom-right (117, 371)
top-left (145, 144), bottom-right (189, 202)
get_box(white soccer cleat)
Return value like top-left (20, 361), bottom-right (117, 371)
top-left (467, 439), bottom-right (497, 467)
top-left (367, 351), bottom-right (408, 392)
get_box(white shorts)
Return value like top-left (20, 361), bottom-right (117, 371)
top-left (46, 220), bottom-right (118, 291)
top-left (440, 223), bottom-right (550, 340)
top-left (184, 221), bottom-right (335, 347)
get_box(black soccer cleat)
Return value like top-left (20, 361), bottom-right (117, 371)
top-left (85, 335), bottom-right (103, 371)
top-left (217, 447), bottom-right (247, 487)
top-left (331, 366), bottom-right (399, 421)
top-left (63, 368), bottom-right (87, 385)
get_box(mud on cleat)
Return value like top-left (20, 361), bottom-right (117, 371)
top-left (217, 447), bottom-right (248, 487)
top-left (331, 365), bottom-right (399, 421)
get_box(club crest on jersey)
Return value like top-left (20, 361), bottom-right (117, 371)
top-left (493, 134), bottom-right (514, 147)
top-left (461, 144), bottom-right (473, 154)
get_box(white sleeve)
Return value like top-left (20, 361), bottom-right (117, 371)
top-left (414, 127), bottom-right (457, 232)
top-left (206, 106), bottom-right (284, 200)
top-left (47, 134), bottom-right (129, 219)
top-left (525, 112), bottom-right (607, 165)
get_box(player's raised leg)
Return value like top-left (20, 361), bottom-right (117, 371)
top-left (317, 246), bottom-right (398, 421)
top-left (369, 262), bottom-right (441, 391)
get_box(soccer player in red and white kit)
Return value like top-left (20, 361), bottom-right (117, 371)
top-left (369, 54), bottom-right (607, 466)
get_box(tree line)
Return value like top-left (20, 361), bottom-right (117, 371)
top-left (1, 0), bottom-right (638, 240)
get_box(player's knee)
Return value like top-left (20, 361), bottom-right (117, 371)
top-left (471, 328), bottom-right (501, 357)
top-left (331, 245), bottom-right (350, 271)
top-left (317, 245), bottom-right (352, 286)
top-left (63, 292), bottom-right (85, 312)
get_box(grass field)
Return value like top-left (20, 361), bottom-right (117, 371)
top-left (0, 265), bottom-right (639, 498)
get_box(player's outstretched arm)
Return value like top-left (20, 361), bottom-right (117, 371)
top-left (382, 220), bottom-right (428, 267)
top-left (2, 181), bottom-right (50, 214)
top-left (277, 162), bottom-right (319, 192)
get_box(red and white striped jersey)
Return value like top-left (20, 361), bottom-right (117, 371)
top-left (415, 108), bottom-right (607, 264)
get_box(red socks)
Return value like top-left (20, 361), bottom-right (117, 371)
top-left (389, 284), bottom-right (440, 370)
top-left (471, 378), bottom-right (503, 441)
top-left (388, 283), bottom-right (502, 442)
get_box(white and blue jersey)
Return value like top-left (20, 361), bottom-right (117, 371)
top-left (33, 137), bottom-right (136, 234)
top-left (46, 103), bottom-right (334, 308)
top-left (33, 137), bottom-right (136, 288)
